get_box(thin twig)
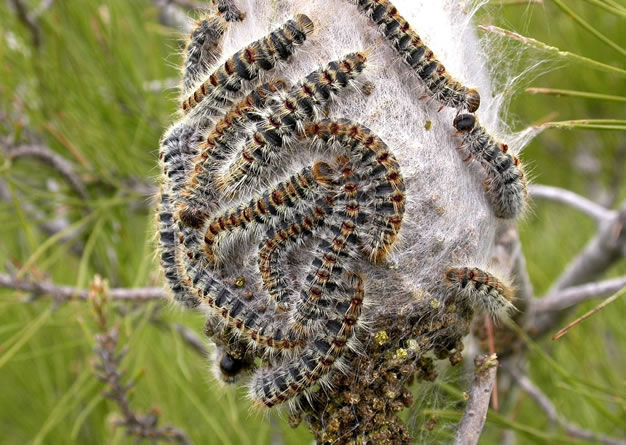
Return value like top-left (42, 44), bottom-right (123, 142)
top-left (509, 367), bottom-right (626, 445)
top-left (528, 203), bottom-right (626, 337)
top-left (454, 354), bottom-right (499, 445)
top-left (94, 329), bottom-right (191, 444)
top-left (552, 286), bottom-right (625, 340)
top-left (0, 178), bottom-right (85, 254)
top-left (549, 203), bottom-right (626, 293)
top-left (33, 0), bottom-right (55, 19)
top-left (530, 185), bottom-right (615, 223)
top-left (533, 276), bottom-right (626, 312)
top-left (90, 278), bottom-right (191, 444)
top-left (8, 0), bottom-right (42, 48)
top-left (8, 144), bottom-right (89, 199)
top-left (174, 323), bottom-right (208, 356)
top-left (0, 273), bottom-right (167, 302)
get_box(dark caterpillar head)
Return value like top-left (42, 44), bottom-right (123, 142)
top-left (453, 114), bottom-right (477, 132)
top-left (466, 88), bottom-right (481, 113)
top-left (219, 353), bottom-right (246, 378)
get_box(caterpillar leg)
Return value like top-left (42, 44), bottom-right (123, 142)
top-left (444, 267), bottom-right (515, 322)
top-left (453, 114), bottom-right (528, 219)
top-left (346, 0), bottom-right (480, 112)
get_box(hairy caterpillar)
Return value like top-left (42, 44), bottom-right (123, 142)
top-left (445, 267), bottom-right (515, 322)
top-left (181, 14), bottom-right (314, 114)
top-left (347, 0), bottom-right (481, 112)
top-left (453, 113), bottom-right (528, 219)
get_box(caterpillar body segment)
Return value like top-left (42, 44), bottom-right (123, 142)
top-left (250, 272), bottom-right (364, 408)
top-left (445, 267), bottom-right (515, 322)
top-left (305, 119), bottom-right (406, 263)
top-left (221, 52), bottom-right (368, 196)
top-left (158, 123), bottom-right (208, 308)
top-left (187, 259), bottom-right (306, 352)
top-left (258, 202), bottom-right (330, 311)
top-left (178, 80), bottom-right (290, 229)
top-left (182, 16), bottom-right (228, 98)
top-left (348, 0), bottom-right (480, 112)
top-left (157, 189), bottom-right (200, 308)
top-left (181, 14), bottom-right (314, 114)
top-left (202, 166), bottom-right (333, 265)
top-left (453, 114), bottom-right (528, 219)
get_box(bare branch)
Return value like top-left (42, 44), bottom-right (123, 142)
top-left (530, 185), bottom-right (615, 223)
top-left (174, 323), bottom-right (208, 356)
top-left (509, 367), bottom-right (626, 445)
top-left (94, 327), bottom-right (191, 444)
top-left (454, 354), bottom-right (499, 445)
top-left (550, 203), bottom-right (626, 292)
top-left (529, 203), bottom-right (626, 337)
top-left (0, 273), bottom-right (167, 302)
top-left (493, 221), bottom-right (533, 312)
top-left (533, 276), bottom-right (626, 312)
top-left (8, 0), bottom-right (41, 47)
top-left (8, 144), bottom-right (89, 199)
top-left (0, 178), bottom-right (85, 254)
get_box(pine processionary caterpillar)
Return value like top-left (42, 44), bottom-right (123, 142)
top-left (221, 52), bottom-right (368, 196)
top-left (182, 16), bottom-right (228, 98)
top-left (347, 0), bottom-right (481, 112)
top-left (215, 0), bottom-right (246, 22)
top-left (202, 166), bottom-right (331, 264)
top-left (305, 119), bottom-right (406, 263)
top-left (453, 114), bottom-right (528, 219)
top-left (445, 267), bottom-right (515, 322)
top-left (250, 272), bottom-right (364, 408)
top-left (178, 79), bottom-right (290, 229)
top-left (181, 14), bottom-right (314, 114)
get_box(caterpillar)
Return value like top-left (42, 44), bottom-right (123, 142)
top-left (181, 14), bottom-right (314, 114)
top-left (347, 0), bottom-right (481, 112)
top-left (444, 267), bottom-right (515, 322)
top-left (453, 113), bottom-right (528, 219)
top-left (220, 52), bottom-right (369, 197)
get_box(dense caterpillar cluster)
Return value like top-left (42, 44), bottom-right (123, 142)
top-left (157, 0), bottom-right (524, 414)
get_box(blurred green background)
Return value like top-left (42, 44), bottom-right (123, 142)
top-left (0, 0), bottom-right (624, 444)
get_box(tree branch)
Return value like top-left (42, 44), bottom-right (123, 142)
top-left (509, 367), bottom-right (625, 445)
top-left (8, 0), bottom-right (42, 48)
top-left (8, 143), bottom-right (89, 199)
top-left (528, 203), bottom-right (626, 337)
top-left (530, 185), bottom-right (615, 223)
top-left (454, 354), bottom-right (499, 445)
top-left (532, 276), bottom-right (626, 312)
top-left (0, 273), bottom-right (167, 302)
top-left (94, 328), bottom-right (191, 444)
